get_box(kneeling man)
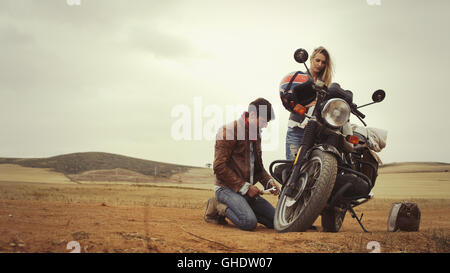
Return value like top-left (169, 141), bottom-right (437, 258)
top-left (204, 98), bottom-right (280, 231)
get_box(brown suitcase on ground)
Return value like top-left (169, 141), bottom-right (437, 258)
top-left (387, 201), bottom-right (421, 232)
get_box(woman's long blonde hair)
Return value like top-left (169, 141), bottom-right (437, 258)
top-left (310, 46), bottom-right (333, 86)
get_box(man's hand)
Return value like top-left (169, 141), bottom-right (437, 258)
top-left (247, 185), bottom-right (263, 198)
top-left (268, 179), bottom-right (280, 196)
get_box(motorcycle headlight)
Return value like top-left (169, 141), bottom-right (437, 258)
top-left (321, 98), bottom-right (351, 128)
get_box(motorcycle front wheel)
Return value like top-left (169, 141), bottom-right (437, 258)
top-left (274, 149), bottom-right (337, 233)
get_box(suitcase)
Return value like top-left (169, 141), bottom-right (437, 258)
top-left (387, 201), bottom-right (421, 232)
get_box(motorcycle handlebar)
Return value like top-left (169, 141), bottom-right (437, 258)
top-left (317, 83), bottom-right (367, 120)
top-left (352, 108), bottom-right (366, 119)
top-left (351, 103), bottom-right (366, 119)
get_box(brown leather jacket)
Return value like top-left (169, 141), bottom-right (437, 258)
top-left (213, 115), bottom-right (272, 192)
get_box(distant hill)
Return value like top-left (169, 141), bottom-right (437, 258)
top-left (0, 152), bottom-right (198, 178)
top-left (379, 162), bottom-right (450, 174)
top-left (0, 153), bottom-right (447, 183)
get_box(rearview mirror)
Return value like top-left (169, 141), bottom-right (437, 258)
top-left (294, 48), bottom-right (308, 63)
top-left (372, 89), bottom-right (385, 103)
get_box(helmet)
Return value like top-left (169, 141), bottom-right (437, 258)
top-left (279, 71), bottom-right (316, 113)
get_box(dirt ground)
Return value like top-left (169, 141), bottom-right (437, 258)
top-left (0, 163), bottom-right (449, 253)
top-left (0, 184), bottom-right (449, 253)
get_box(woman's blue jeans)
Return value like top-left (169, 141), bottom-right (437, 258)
top-left (285, 126), bottom-right (305, 160)
top-left (215, 186), bottom-right (275, 231)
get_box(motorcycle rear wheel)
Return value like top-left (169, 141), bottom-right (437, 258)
top-left (321, 207), bottom-right (346, 232)
top-left (274, 149), bottom-right (337, 233)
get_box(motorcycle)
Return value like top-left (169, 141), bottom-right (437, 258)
top-left (270, 48), bottom-right (386, 233)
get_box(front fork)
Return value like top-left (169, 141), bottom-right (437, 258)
top-left (284, 121), bottom-right (319, 198)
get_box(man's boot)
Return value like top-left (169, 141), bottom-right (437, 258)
top-left (216, 202), bottom-right (227, 217)
top-left (204, 197), bottom-right (228, 225)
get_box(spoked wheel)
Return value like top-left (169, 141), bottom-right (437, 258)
top-left (321, 207), bottom-right (347, 232)
top-left (274, 149), bottom-right (337, 233)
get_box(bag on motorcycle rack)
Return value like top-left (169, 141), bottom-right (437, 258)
top-left (387, 201), bottom-right (421, 232)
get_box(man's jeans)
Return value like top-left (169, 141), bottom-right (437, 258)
top-left (286, 126), bottom-right (305, 160)
top-left (215, 186), bottom-right (275, 231)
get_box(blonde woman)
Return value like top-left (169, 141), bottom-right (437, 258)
top-left (283, 46), bottom-right (334, 160)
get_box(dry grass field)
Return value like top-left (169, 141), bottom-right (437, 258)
top-left (0, 161), bottom-right (448, 253)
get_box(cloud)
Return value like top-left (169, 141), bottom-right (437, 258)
top-left (0, 0), bottom-right (449, 165)
top-left (124, 25), bottom-right (200, 60)
top-left (0, 25), bottom-right (34, 46)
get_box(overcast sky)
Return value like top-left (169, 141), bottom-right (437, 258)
top-left (0, 0), bottom-right (449, 168)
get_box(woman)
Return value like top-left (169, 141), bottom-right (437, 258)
top-left (284, 46), bottom-right (334, 160)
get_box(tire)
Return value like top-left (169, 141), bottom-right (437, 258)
top-left (321, 207), bottom-right (346, 232)
top-left (274, 149), bottom-right (337, 233)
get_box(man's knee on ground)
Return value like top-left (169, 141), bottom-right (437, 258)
top-left (239, 216), bottom-right (258, 231)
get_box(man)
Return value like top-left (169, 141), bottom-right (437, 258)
top-left (204, 98), bottom-right (280, 231)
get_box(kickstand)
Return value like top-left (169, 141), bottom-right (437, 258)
top-left (348, 206), bottom-right (368, 233)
